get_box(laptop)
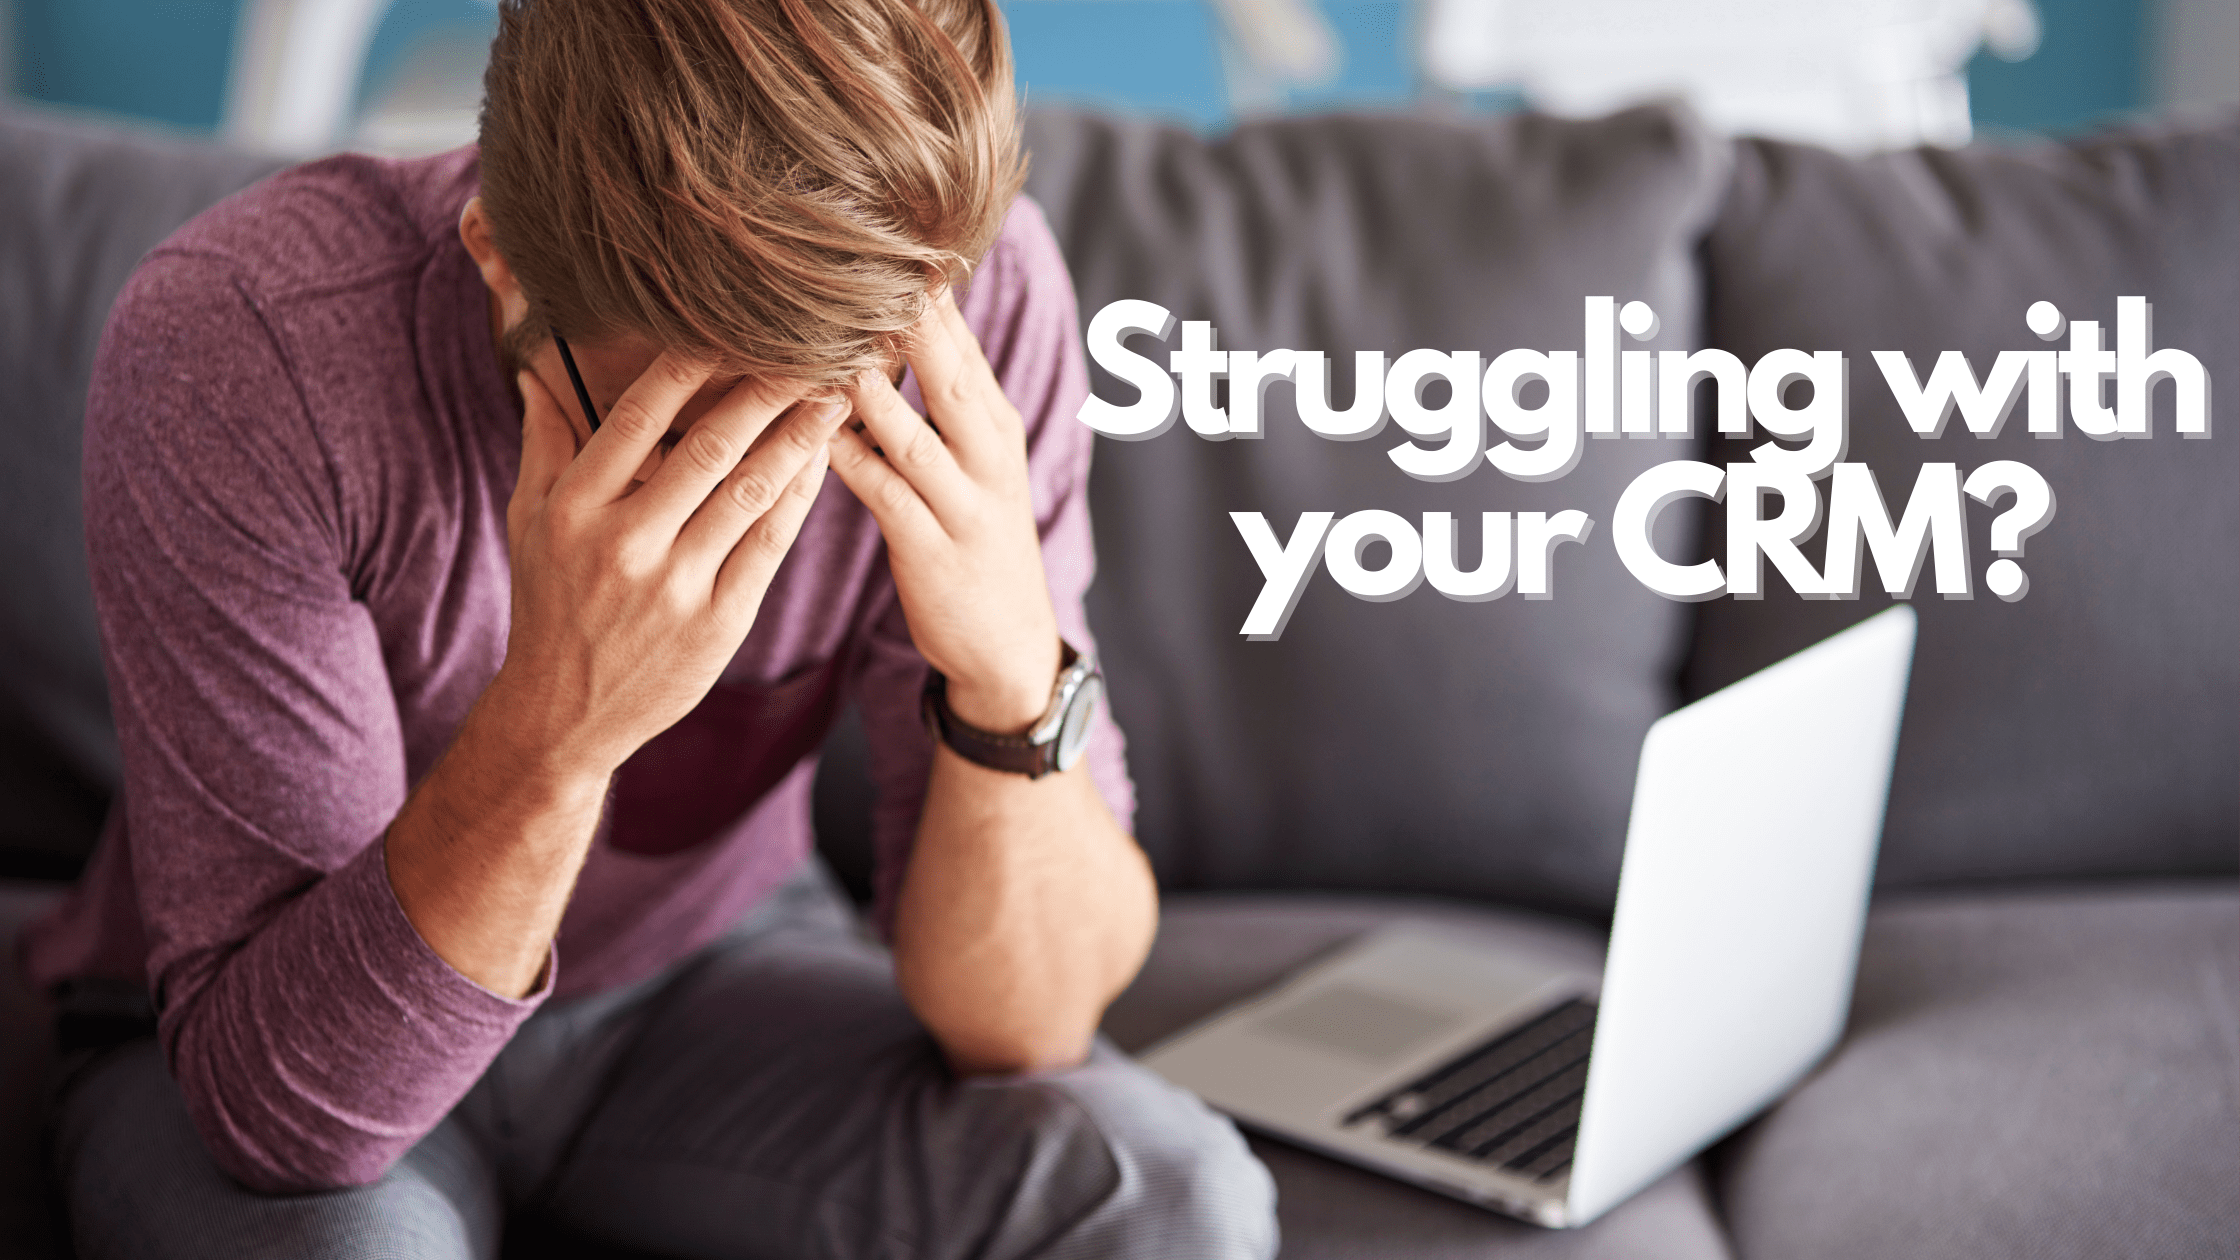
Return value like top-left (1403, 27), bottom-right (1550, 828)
top-left (1140, 605), bottom-right (1917, 1228)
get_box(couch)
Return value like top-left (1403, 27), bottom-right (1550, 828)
top-left (4, 100), bottom-right (2235, 1259)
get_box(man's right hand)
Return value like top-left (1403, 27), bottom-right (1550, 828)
top-left (488, 353), bottom-right (843, 786)
top-left (384, 352), bottom-right (843, 998)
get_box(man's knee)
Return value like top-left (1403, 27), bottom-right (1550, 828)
top-left (1082, 1091), bottom-right (1278, 1260)
top-left (975, 1045), bottom-right (1278, 1260)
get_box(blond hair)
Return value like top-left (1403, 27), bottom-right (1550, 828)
top-left (479, 0), bottom-right (1024, 388)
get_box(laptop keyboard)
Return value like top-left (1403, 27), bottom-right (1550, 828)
top-left (1343, 997), bottom-right (1597, 1182)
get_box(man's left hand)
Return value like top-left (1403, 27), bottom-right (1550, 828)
top-left (827, 291), bottom-right (1063, 733)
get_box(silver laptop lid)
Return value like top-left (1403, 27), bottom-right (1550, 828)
top-left (1566, 605), bottom-right (1916, 1225)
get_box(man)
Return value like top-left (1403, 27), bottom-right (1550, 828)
top-left (19, 0), bottom-right (1277, 1255)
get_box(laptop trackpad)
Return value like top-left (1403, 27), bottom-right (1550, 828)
top-left (1254, 984), bottom-right (1462, 1064)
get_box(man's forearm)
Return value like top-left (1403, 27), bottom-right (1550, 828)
top-left (892, 744), bottom-right (1158, 1075)
top-left (383, 677), bottom-right (613, 999)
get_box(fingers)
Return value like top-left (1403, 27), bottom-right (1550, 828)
top-left (713, 439), bottom-right (832, 616)
top-left (901, 291), bottom-right (1013, 468)
top-left (826, 418), bottom-right (943, 543)
top-left (631, 372), bottom-right (815, 533)
top-left (560, 351), bottom-right (713, 505)
top-left (675, 398), bottom-right (849, 568)
top-left (933, 289), bottom-right (1001, 387)
top-left (511, 371), bottom-right (579, 537)
top-left (848, 368), bottom-right (977, 520)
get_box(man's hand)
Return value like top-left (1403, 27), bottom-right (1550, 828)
top-left (490, 355), bottom-right (843, 780)
top-left (385, 352), bottom-right (845, 998)
top-left (828, 292), bottom-right (1063, 732)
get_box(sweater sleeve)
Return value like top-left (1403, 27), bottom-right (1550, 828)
top-left (856, 198), bottom-right (1139, 935)
top-left (82, 250), bottom-right (548, 1193)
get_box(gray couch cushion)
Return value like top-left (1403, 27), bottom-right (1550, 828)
top-left (1717, 882), bottom-right (2240, 1260)
top-left (0, 882), bottom-right (67, 1260)
top-left (1105, 893), bottom-right (1735, 1259)
top-left (1022, 106), bottom-right (1731, 915)
top-left (1690, 118), bottom-right (2240, 888)
top-left (0, 110), bottom-right (284, 878)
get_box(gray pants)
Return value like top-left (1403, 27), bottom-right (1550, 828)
top-left (50, 865), bottom-right (1279, 1259)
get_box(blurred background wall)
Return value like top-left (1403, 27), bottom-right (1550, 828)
top-left (0, 0), bottom-right (2233, 157)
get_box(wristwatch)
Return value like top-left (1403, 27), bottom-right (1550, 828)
top-left (921, 642), bottom-right (1104, 779)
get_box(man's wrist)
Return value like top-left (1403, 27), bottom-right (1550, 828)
top-left (941, 650), bottom-right (1064, 735)
top-left (459, 671), bottom-right (618, 810)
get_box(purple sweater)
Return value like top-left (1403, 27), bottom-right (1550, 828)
top-left (19, 149), bottom-right (1133, 1193)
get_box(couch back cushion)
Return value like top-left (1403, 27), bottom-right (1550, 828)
top-left (0, 111), bottom-right (283, 878)
top-left (1689, 117), bottom-right (2240, 887)
top-left (1021, 107), bottom-right (1729, 915)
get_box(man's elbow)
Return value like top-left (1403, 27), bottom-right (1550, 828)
top-left (175, 1070), bottom-right (404, 1195)
top-left (204, 1131), bottom-right (396, 1197)
top-left (897, 960), bottom-right (1118, 1077)
top-left (164, 1011), bottom-right (422, 1195)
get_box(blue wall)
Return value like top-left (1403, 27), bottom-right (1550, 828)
top-left (1009, 0), bottom-right (1507, 130)
top-left (13, 0), bottom-right (242, 131)
top-left (1009, 0), bottom-right (1231, 129)
top-left (1967, 0), bottom-right (2148, 134)
top-left (7, 0), bottom-right (496, 131)
top-left (353, 0), bottom-right (498, 114)
top-left (8, 0), bottom-right (2164, 139)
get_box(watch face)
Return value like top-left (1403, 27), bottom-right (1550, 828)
top-left (1055, 673), bottom-right (1104, 772)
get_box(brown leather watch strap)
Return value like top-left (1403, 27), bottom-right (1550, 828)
top-left (921, 667), bottom-right (1061, 778)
